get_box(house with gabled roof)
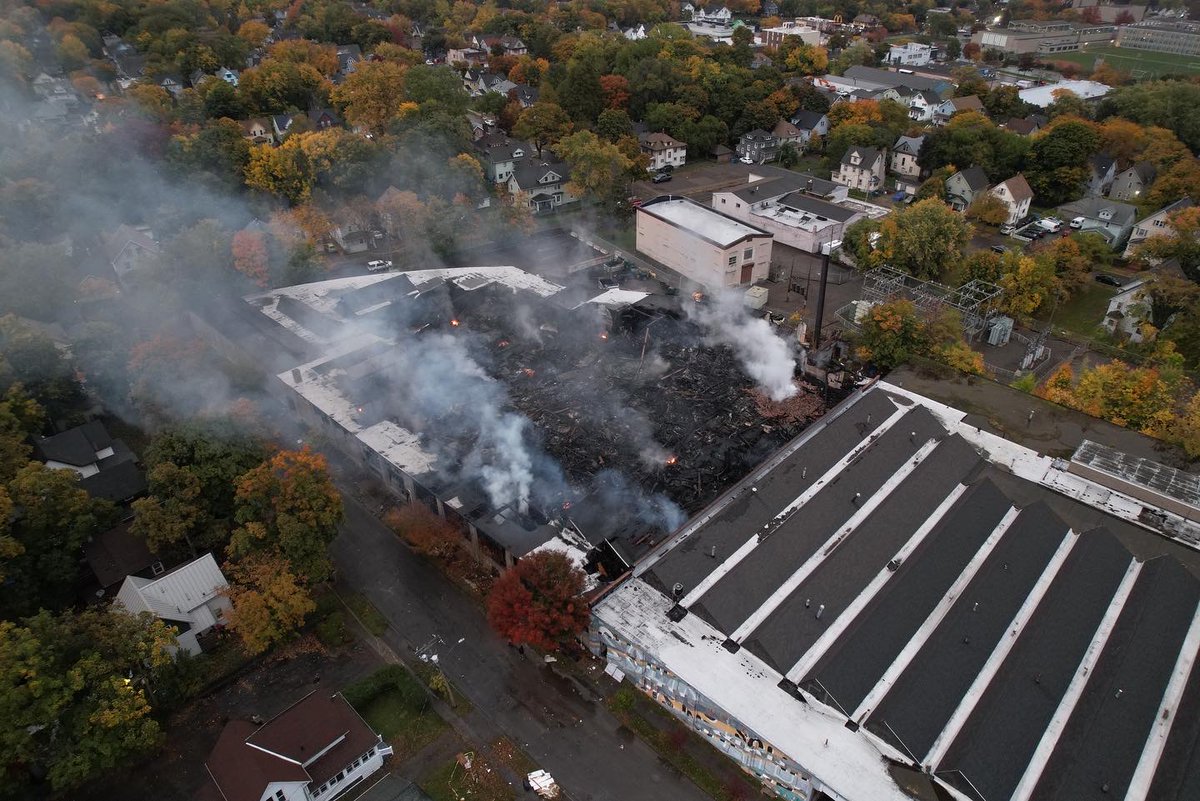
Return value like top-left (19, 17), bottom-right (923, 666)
top-left (116, 552), bottom-right (230, 655)
top-left (1109, 162), bottom-right (1157, 202)
top-left (737, 129), bottom-right (780, 164)
top-left (1058, 196), bottom-right (1138, 247)
top-left (890, 134), bottom-right (925, 193)
top-left (988, 173), bottom-right (1034, 225)
top-left (789, 110), bottom-right (829, 149)
top-left (102, 223), bottom-right (160, 281)
top-left (772, 119), bottom-right (805, 150)
top-left (507, 155), bottom-right (576, 214)
top-left (1124, 198), bottom-right (1194, 259)
top-left (834, 146), bottom-right (885, 193)
top-left (34, 420), bottom-right (147, 503)
top-left (933, 95), bottom-right (983, 126)
top-left (1086, 153), bottom-right (1118, 196)
top-left (906, 90), bottom-right (941, 123)
top-left (945, 166), bottom-right (991, 211)
top-left (472, 133), bottom-right (533, 183)
top-left (639, 132), bottom-right (688, 171)
top-left (202, 691), bottom-right (393, 801)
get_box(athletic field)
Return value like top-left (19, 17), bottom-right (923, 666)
top-left (1051, 45), bottom-right (1200, 78)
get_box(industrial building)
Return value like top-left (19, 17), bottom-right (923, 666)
top-left (971, 20), bottom-right (1116, 55)
top-left (1117, 19), bottom-right (1200, 57)
top-left (592, 381), bottom-right (1200, 801)
top-left (635, 196), bottom-right (774, 291)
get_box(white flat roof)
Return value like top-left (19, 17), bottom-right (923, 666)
top-left (641, 199), bottom-right (770, 248)
top-left (1019, 79), bottom-right (1111, 107)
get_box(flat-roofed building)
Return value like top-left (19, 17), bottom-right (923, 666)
top-left (1117, 19), bottom-right (1200, 57)
top-left (972, 19), bottom-right (1116, 54)
top-left (636, 196), bottom-right (773, 291)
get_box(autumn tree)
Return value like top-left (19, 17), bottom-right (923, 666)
top-left (513, 101), bottom-right (573, 157)
top-left (231, 229), bottom-right (270, 287)
top-left (555, 130), bottom-right (635, 209)
top-left (998, 252), bottom-right (1059, 318)
top-left (1, 463), bottom-right (114, 616)
top-left (331, 59), bottom-right (409, 134)
top-left (385, 503), bottom-right (463, 561)
top-left (1036, 359), bottom-right (1178, 432)
top-left (130, 462), bottom-right (210, 559)
top-left (486, 551), bottom-right (589, 651)
top-left (1025, 117), bottom-right (1099, 205)
top-left (231, 448), bottom-right (343, 583)
top-left (861, 199), bottom-right (972, 280)
top-left (0, 607), bottom-right (177, 792)
top-left (245, 138), bottom-right (315, 204)
top-left (1139, 207), bottom-right (1200, 281)
top-left (1035, 236), bottom-right (1091, 299)
top-left (222, 553), bottom-right (316, 655)
top-left (965, 193), bottom-right (1010, 227)
top-left (598, 74), bottom-right (630, 109)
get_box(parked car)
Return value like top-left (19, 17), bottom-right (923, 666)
top-left (1000, 223), bottom-right (1017, 235)
top-left (658, 164), bottom-right (675, 173)
top-left (651, 172), bottom-right (672, 184)
top-left (366, 259), bottom-right (392, 272)
top-left (1069, 216), bottom-right (1085, 229)
top-left (739, 156), bottom-right (754, 165)
top-left (990, 245), bottom-right (1009, 254)
top-left (1095, 274), bottom-right (1124, 287)
top-left (1038, 217), bottom-right (1063, 233)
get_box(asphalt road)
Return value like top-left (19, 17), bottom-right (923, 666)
top-left (329, 493), bottom-right (712, 801)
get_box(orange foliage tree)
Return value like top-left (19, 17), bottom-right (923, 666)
top-left (223, 552), bottom-right (316, 654)
top-left (231, 229), bottom-right (270, 287)
top-left (486, 551), bottom-right (589, 651)
top-left (384, 503), bottom-right (463, 560)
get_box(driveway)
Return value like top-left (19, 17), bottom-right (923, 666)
top-left (630, 161), bottom-right (762, 202)
top-left (329, 493), bottom-right (712, 801)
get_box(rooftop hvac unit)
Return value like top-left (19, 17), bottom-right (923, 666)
top-left (744, 285), bottom-right (769, 310)
top-left (987, 315), bottom-right (1014, 347)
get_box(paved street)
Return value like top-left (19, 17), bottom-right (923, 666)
top-left (329, 493), bottom-right (712, 801)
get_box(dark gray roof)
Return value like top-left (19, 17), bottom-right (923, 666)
top-left (508, 156), bottom-right (568, 190)
top-left (843, 65), bottom-right (945, 92)
top-left (473, 134), bottom-right (533, 164)
top-left (726, 169), bottom-right (839, 203)
top-left (841, 146), bottom-right (881, 167)
top-left (1128, 161), bottom-right (1157, 185)
top-left (35, 420), bottom-right (112, 466)
top-left (950, 165), bottom-right (990, 193)
top-left (84, 522), bottom-right (157, 588)
top-left (1058, 197), bottom-right (1138, 228)
top-left (740, 129), bottom-right (778, 143)
top-left (790, 110), bottom-right (827, 131)
top-left (633, 384), bottom-right (1200, 801)
top-left (775, 192), bottom-right (857, 224)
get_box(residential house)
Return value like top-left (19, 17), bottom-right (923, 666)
top-left (464, 70), bottom-right (516, 97)
top-left (886, 42), bottom-right (934, 66)
top-left (751, 52), bottom-right (775, 69)
top-left (473, 34), bottom-right (528, 56)
top-left (1086, 153), bottom-right (1118, 196)
top-left (906, 90), bottom-right (941, 123)
top-left (34, 420), bottom-right (147, 503)
top-left (472, 134), bottom-right (532, 183)
top-left (84, 522), bottom-right (161, 598)
top-left (511, 84), bottom-right (539, 109)
top-left (158, 74), bottom-right (186, 98)
top-left (447, 46), bottom-right (488, 66)
top-left (692, 5), bottom-right (733, 24)
top-left (789, 110), bottom-right (830, 149)
top-left (624, 24), bottom-right (648, 40)
top-left (1001, 115), bottom-right (1046, 136)
top-left (833, 146), bottom-right (886, 193)
top-left (116, 553), bottom-right (230, 655)
top-left (988, 173), bottom-right (1034, 225)
top-left (272, 112), bottom-right (308, 140)
top-left (507, 156), bottom-right (576, 214)
top-left (331, 224), bottom-right (374, 253)
top-left (1057, 196), bottom-right (1138, 247)
top-left (1109, 162), bottom-right (1157, 202)
top-left (1102, 280), bottom-right (1152, 342)
top-left (241, 118), bottom-right (274, 145)
top-left (737, 129), bottom-right (780, 164)
top-left (636, 196), bottom-right (773, 291)
top-left (945, 166), bottom-right (991, 211)
top-left (772, 119), bottom-right (805, 150)
top-left (639, 132), bottom-right (688, 171)
top-left (711, 144), bottom-right (733, 163)
top-left (215, 66), bottom-right (240, 86)
top-left (1124, 198), bottom-right (1193, 259)
top-left (890, 135), bottom-right (925, 193)
top-left (761, 0), bottom-right (780, 16)
top-left (335, 44), bottom-right (362, 81)
top-left (933, 95), bottom-right (983, 125)
top-left (106, 38), bottom-right (145, 81)
top-left (466, 110), bottom-right (497, 140)
top-left (203, 692), bottom-right (393, 801)
top-left (102, 223), bottom-right (160, 281)
top-left (310, 108), bottom-right (341, 130)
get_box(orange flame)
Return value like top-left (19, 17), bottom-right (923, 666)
top-left (665, 455), bottom-right (678, 466)
top-left (450, 318), bottom-right (460, 327)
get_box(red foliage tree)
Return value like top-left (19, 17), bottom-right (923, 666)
top-left (231, 229), bottom-right (270, 287)
top-left (486, 551), bottom-right (589, 651)
top-left (599, 74), bottom-right (630, 110)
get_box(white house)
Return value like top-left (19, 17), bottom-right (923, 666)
top-left (692, 4), bottom-right (732, 24)
top-left (886, 42), bottom-right (934, 66)
top-left (636, 196), bottom-right (773, 291)
top-left (215, 66), bottom-right (240, 87)
top-left (906, 90), bottom-right (941, 122)
top-left (1102, 280), bottom-right (1151, 342)
top-left (639, 132), bottom-right (688, 171)
top-left (988, 174), bottom-right (1034, 225)
top-left (115, 553), bottom-right (231, 656)
top-left (1124, 198), bottom-right (1193, 259)
top-left (624, 24), bottom-right (647, 40)
top-left (834, 146), bottom-right (886, 193)
top-left (204, 691), bottom-right (394, 801)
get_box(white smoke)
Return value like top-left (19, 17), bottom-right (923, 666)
top-left (690, 292), bottom-right (798, 401)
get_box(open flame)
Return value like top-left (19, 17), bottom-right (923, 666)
top-left (692, 291), bottom-right (705, 303)
top-left (497, 339), bottom-right (510, 348)
top-left (665, 454), bottom-right (678, 466)
top-left (599, 331), bottom-right (609, 341)
top-left (449, 318), bottom-right (461, 327)
top-left (521, 367), bottom-right (536, 378)
top-left (561, 500), bottom-right (573, 511)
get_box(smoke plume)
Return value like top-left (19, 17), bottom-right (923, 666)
top-left (690, 292), bottom-right (799, 401)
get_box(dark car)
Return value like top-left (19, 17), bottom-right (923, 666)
top-left (990, 245), bottom-right (1008, 254)
top-left (1095, 274), bottom-right (1124, 287)
top-left (651, 172), bottom-right (672, 184)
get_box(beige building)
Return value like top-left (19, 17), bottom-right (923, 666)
top-left (636, 196), bottom-right (773, 291)
top-left (834, 146), bottom-right (886, 193)
top-left (972, 20), bottom-right (1115, 55)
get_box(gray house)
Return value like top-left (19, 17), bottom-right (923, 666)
top-left (946, 166), bottom-right (991, 212)
top-left (789, 110), bottom-right (830, 149)
top-left (1108, 162), bottom-right (1156, 202)
top-left (1058, 196), bottom-right (1139, 248)
top-left (737, 129), bottom-right (780, 163)
top-left (1085, 153), bottom-right (1117, 197)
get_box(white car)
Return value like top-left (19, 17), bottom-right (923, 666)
top-left (739, 156), bottom-right (754, 165)
top-left (1037, 218), bottom-right (1063, 233)
top-left (1069, 216), bottom-right (1085, 229)
top-left (366, 259), bottom-right (392, 272)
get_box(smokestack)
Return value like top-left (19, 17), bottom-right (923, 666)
top-left (291, 368), bottom-right (301, 383)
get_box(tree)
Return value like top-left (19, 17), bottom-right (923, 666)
top-left (1037, 359), bottom-right (1178, 432)
top-left (873, 199), bottom-right (972, 280)
top-left (231, 448), bottom-right (343, 583)
top-left (1145, 159), bottom-right (1200, 210)
top-left (222, 553), bottom-right (315, 655)
top-left (237, 20), bottom-right (271, 48)
top-left (404, 65), bottom-right (467, 114)
top-left (385, 503), bottom-right (462, 560)
top-left (245, 138), bottom-right (315, 204)
top-left (1024, 118), bottom-right (1099, 205)
top-left (331, 60), bottom-right (409, 134)
top-left (130, 462), bottom-right (208, 558)
top-left (778, 142), bottom-right (800, 168)
top-left (558, 60), bottom-right (605, 122)
top-left (999, 252), bottom-right (1059, 318)
top-left (784, 43), bottom-right (828, 75)
top-left (202, 78), bottom-right (244, 119)
top-left (238, 60), bottom-right (327, 114)
top-left (965, 193), bottom-right (1009, 227)
top-left (231, 229), bottom-right (270, 287)
top-left (596, 108), bottom-right (633, 142)
top-left (598, 74), bottom-right (630, 109)
top-left (0, 608), bottom-right (176, 792)
top-left (1139, 207), bottom-right (1200, 281)
top-left (486, 551), bottom-right (589, 650)
top-left (856, 299), bottom-right (927, 370)
top-left (1036, 236), bottom-right (1091, 299)
top-left (1098, 80), bottom-right (1200, 152)
top-left (555, 130), bottom-right (635, 209)
top-left (145, 422), bottom-right (267, 522)
top-left (513, 101), bottom-right (573, 157)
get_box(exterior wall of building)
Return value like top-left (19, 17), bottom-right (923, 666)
top-left (1109, 172), bottom-right (1146, 202)
top-left (890, 150), bottom-right (920, 179)
top-left (309, 744), bottom-right (391, 800)
top-left (1117, 22), bottom-right (1200, 56)
top-left (646, 146), bottom-right (687, 171)
top-left (635, 208), bottom-right (772, 290)
top-left (595, 624), bottom-right (817, 801)
top-left (1123, 210), bottom-right (1173, 258)
top-left (761, 24), bottom-right (821, 47)
top-left (711, 192), bottom-right (857, 255)
top-left (834, 158), bottom-right (883, 192)
top-left (259, 780), bottom-right (309, 801)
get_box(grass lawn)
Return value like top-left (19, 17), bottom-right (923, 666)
top-left (344, 666), bottom-right (448, 759)
top-left (1048, 282), bottom-right (1115, 338)
top-left (420, 755), bottom-right (516, 801)
top-left (344, 592), bottom-right (389, 636)
top-left (1050, 45), bottom-right (1200, 78)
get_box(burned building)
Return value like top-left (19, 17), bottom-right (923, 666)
top-left (248, 267), bottom-right (832, 575)
top-left (592, 381), bottom-right (1200, 801)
